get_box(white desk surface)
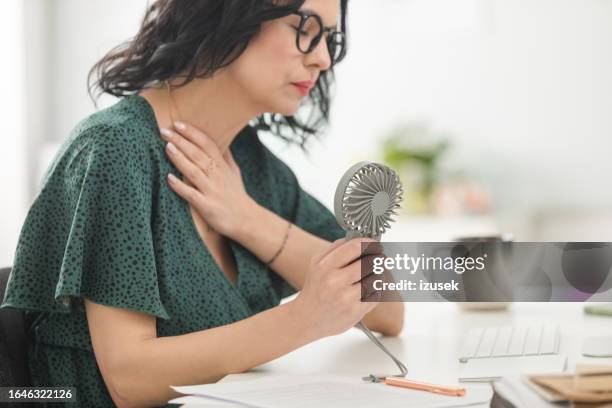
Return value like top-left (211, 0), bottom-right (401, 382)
top-left (218, 302), bottom-right (612, 405)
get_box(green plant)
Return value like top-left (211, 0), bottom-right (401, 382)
top-left (381, 122), bottom-right (450, 213)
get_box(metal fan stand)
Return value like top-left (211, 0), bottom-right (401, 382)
top-left (334, 161), bottom-right (408, 383)
top-left (355, 321), bottom-right (408, 382)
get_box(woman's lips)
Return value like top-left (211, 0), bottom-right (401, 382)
top-left (291, 82), bottom-right (313, 96)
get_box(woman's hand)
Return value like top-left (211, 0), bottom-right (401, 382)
top-left (159, 121), bottom-right (257, 238)
top-left (290, 237), bottom-right (383, 339)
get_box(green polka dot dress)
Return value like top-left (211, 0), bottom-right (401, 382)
top-left (0, 94), bottom-right (344, 407)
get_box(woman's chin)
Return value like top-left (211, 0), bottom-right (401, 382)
top-left (272, 101), bottom-right (302, 117)
top-left (268, 91), bottom-right (307, 116)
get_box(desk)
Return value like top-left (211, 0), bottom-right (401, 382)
top-left (219, 302), bottom-right (612, 405)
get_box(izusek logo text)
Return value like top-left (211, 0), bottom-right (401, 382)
top-left (372, 253), bottom-right (487, 275)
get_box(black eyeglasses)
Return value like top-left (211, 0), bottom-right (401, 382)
top-left (290, 10), bottom-right (346, 67)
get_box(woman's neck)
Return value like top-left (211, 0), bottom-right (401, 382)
top-left (139, 73), bottom-right (259, 153)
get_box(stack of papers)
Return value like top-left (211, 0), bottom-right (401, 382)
top-left (168, 374), bottom-right (492, 407)
top-left (492, 376), bottom-right (564, 408)
top-left (492, 366), bottom-right (612, 407)
top-left (529, 365), bottom-right (612, 404)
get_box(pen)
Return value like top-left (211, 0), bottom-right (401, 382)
top-left (383, 377), bottom-right (466, 397)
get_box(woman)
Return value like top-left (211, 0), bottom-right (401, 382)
top-left (1, 0), bottom-right (404, 406)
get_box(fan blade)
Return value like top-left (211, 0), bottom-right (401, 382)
top-left (345, 200), bottom-right (373, 214)
top-left (350, 184), bottom-right (377, 196)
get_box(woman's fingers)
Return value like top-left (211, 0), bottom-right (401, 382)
top-left (312, 238), bottom-right (347, 265)
top-left (164, 122), bottom-right (237, 175)
top-left (167, 173), bottom-right (209, 209)
top-left (341, 254), bottom-right (379, 286)
top-left (161, 128), bottom-right (214, 172)
top-left (173, 121), bottom-right (224, 164)
top-left (319, 238), bottom-right (382, 270)
top-left (359, 267), bottom-right (380, 294)
top-left (223, 148), bottom-right (239, 170)
top-left (361, 287), bottom-right (382, 303)
top-left (163, 139), bottom-right (212, 193)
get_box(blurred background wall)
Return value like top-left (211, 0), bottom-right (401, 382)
top-left (1, 1), bottom-right (27, 267)
top-left (2, 0), bottom-right (612, 266)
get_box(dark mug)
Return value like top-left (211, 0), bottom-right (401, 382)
top-left (453, 233), bottom-right (514, 310)
top-left (561, 242), bottom-right (612, 296)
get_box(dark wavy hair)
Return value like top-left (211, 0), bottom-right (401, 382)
top-left (87, 0), bottom-right (349, 149)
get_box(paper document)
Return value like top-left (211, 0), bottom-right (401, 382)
top-left (169, 395), bottom-right (242, 407)
top-left (492, 376), bottom-right (564, 408)
top-left (170, 373), bottom-right (492, 408)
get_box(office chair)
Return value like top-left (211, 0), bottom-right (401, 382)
top-left (0, 266), bottom-right (32, 388)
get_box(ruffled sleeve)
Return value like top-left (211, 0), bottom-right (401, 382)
top-left (1, 124), bottom-right (170, 320)
top-left (271, 158), bottom-right (344, 242)
top-left (290, 177), bottom-right (346, 242)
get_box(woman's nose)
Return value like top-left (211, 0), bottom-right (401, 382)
top-left (305, 38), bottom-right (332, 71)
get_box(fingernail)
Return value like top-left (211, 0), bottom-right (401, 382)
top-left (160, 128), bottom-right (174, 139)
top-left (168, 173), bottom-right (177, 183)
top-left (166, 142), bottom-right (178, 154)
top-left (174, 121), bottom-right (186, 130)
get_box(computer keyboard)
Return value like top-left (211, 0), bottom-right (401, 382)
top-left (459, 324), bottom-right (561, 362)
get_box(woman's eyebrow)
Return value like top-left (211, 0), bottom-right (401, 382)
top-left (300, 8), bottom-right (338, 30)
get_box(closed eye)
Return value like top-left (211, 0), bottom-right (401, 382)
top-left (291, 25), bottom-right (308, 36)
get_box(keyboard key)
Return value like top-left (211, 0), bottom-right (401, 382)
top-left (476, 328), bottom-right (498, 357)
top-left (459, 328), bottom-right (483, 361)
top-left (540, 325), bottom-right (559, 354)
top-left (491, 326), bottom-right (513, 357)
top-left (507, 326), bottom-right (527, 356)
top-left (524, 326), bottom-right (542, 355)
top-left (460, 324), bottom-right (561, 362)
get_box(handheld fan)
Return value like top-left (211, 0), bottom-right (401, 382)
top-left (334, 161), bottom-right (403, 241)
top-left (333, 161), bottom-right (408, 383)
